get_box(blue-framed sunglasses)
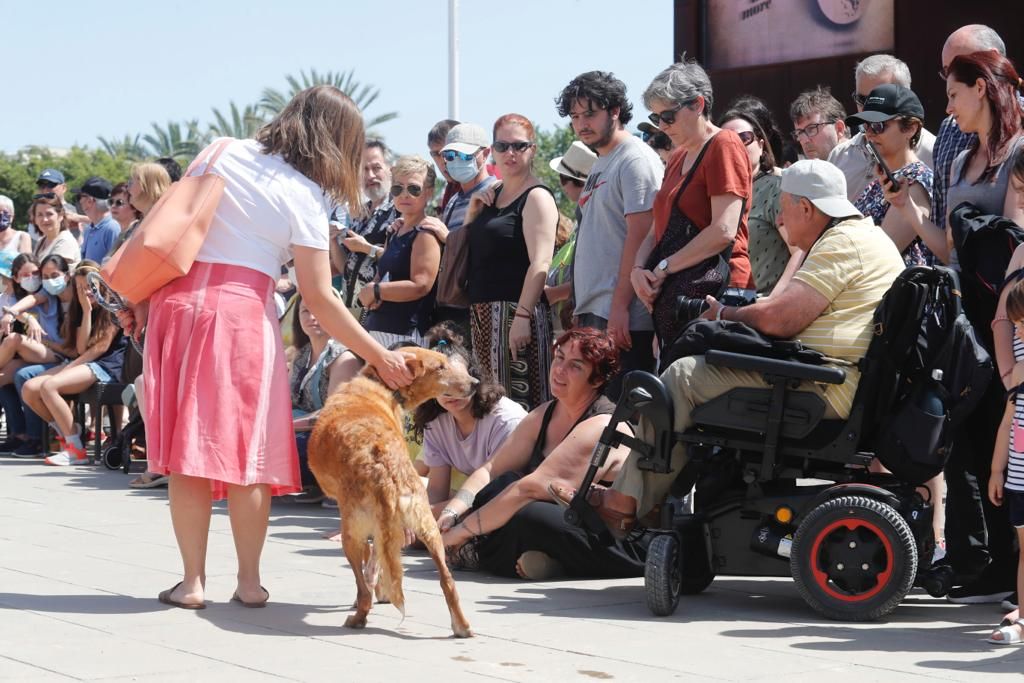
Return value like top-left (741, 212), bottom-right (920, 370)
top-left (441, 150), bottom-right (476, 163)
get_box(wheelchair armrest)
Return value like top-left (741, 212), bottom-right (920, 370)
top-left (705, 350), bottom-right (846, 385)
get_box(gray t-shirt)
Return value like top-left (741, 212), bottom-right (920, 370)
top-left (420, 396), bottom-right (526, 474)
top-left (572, 136), bottom-right (664, 330)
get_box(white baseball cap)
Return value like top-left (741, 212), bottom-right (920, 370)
top-left (442, 123), bottom-right (490, 155)
top-left (780, 159), bottom-right (862, 218)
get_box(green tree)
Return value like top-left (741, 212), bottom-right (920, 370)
top-left (142, 120), bottom-right (208, 163)
top-left (532, 124), bottom-right (580, 218)
top-left (97, 133), bottom-right (147, 161)
top-left (209, 102), bottom-right (265, 139)
top-left (259, 68), bottom-right (398, 134)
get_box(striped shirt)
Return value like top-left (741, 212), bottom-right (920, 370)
top-left (791, 217), bottom-right (906, 417)
top-left (930, 115), bottom-right (974, 232)
top-left (1008, 336), bottom-right (1024, 492)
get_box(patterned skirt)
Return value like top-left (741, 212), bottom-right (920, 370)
top-left (470, 301), bottom-right (552, 411)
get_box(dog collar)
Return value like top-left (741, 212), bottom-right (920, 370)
top-left (392, 389), bottom-right (406, 407)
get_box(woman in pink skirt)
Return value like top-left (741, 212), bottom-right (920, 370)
top-left (118, 86), bottom-right (412, 610)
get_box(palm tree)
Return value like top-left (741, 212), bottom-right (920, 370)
top-left (209, 102), bottom-right (265, 139)
top-left (142, 120), bottom-right (208, 160)
top-left (97, 133), bottom-right (147, 160)
top-left (259, 68), bottom-right (398, 133)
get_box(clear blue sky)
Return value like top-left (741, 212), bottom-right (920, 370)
top-left (2, 0), bottom-right (672, 159)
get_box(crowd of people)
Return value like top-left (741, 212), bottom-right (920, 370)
top-left (3, 21), bottom-right (1024, 644)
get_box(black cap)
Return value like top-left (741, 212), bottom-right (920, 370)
top-left (72, 176), bottom-right (113, 200)
top-left (845, 84), bottom-right (925, 127)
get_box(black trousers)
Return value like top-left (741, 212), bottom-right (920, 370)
top-left (944, 379), bottom-right (1018, 585)
top-left (574, 313), bottom-right (656, 402)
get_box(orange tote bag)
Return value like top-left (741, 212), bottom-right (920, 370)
top-left (101, 138), bottom-right (233, 303)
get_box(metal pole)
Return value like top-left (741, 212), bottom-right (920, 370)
top-left (448, 0), bottom-right (459, 120)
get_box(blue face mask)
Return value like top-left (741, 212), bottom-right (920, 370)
top-left (0, 210), bottom-right (11, 231)
top-left (445, 156), bottom-right (480, 184)
top-left (42, 275), bottom-right (67, 296)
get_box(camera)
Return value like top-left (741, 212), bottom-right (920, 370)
top-left (676, 287), bottom-right (757, 323)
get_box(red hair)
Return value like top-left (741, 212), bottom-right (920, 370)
top-left (949, 51), bottom-right (1024, 166)
top-left (493, 113), bottom-right (536, 142)
top-left (554, 327), bottom-right (620, 386)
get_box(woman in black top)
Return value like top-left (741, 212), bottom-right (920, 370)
top-left (465, 114), bottom-right (558, 410)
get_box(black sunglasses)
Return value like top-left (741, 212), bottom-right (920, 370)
top-left (111, 198), bottom-right (128, 208)
top-left (559, 174), bottom-right (584, 188)
top-left (736, 130), bottom-right (757, 146)
top-left (36, 181), bottom-right (57, 190)
top-left (861, 120), bottom-right (892, 135)
top-left (648, 104), bottom-right (685, 127)
top-left (390, 183), bottom-right (423, 198)
top-left (851, 91), bottom-right (869, 108)
top-left (32, 192), bottom-right (56, 200)
top-left (492, 140), bottom-right (533, 154)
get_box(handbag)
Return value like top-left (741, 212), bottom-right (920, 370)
top-left (100, 138), bottom-right (233, 304)
top-left (645, 139), bottom-right (733, 346)
top-left (435, 207), bottom-right (476, 308)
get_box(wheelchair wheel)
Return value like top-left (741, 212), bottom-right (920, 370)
top-left (101, 443), bottom-right (124, 471)
top-left (645, 533), bottom-right (682, 616)
top-left (790, 495), bottom-right (917, 621)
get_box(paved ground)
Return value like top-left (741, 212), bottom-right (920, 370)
top-left (1, 458), bottom-right (1022, 682)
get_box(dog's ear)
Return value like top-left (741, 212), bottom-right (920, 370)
top-left (404, 355), bottom-right (425, 378)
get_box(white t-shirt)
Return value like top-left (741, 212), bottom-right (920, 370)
top-left (420, 396), bottom-right (527, 474)
top-left (195, 138), bottom-right (333, 279)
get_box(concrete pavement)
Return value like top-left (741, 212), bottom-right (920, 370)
top-left (0, 457), bottom-right (1021, 681)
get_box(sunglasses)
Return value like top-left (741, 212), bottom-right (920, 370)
top-left (861, 120), bottom-right (892, 135)
top-left (32, 192), bottom-right (56, 200)
top-left (492, 140), bottom-right (533, 154)
top-left (651, 104), bottom-right (684, 127)
top-left (851, 92), bottom-right (869, 108)
top-left (736, 130), bottom-right (758, 146)
top-left (790, 121), bottom-right (836, 140)
top-left (390, 183), bottom-right (423, 198)
top-left (36, 181), bottom-right (57, 190)
top-left (441, 149), bottom-right (476, 163)
top-left (559, 174), bottom-right (584, 188)
top-left (111, 198), bottom-right (128, 208)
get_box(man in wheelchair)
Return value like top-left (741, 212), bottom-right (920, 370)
top-left (558, 160), bottom-right (906, 534)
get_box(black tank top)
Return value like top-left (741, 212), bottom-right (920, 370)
top-left (525, 395), bottom-right (616, 473)
top-left (467, 184), bottom-right (556, 304)
top-left (363, 227), bottom-right (437, 335)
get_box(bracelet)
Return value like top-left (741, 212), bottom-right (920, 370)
top-left (631, 265), bottom-right (644, 271)
top-left (373, 282), bottom-right (382, 304)
top-left (440, 507), bottom-right (460, 520)
top-left (715, 305), bottom-right (726, 321)
top-left (473, 511), bottom-right (485, 536)
top-left (514, 312), bottom-right (532, 320)
top-left (516, 304), bottom-right (532, 314)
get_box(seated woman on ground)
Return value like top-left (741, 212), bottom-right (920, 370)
top-left (288, 292), bottom-right (351, 503)
top-left (439, 328), bottom-right (644, 581)
top-left (412, 323), bottom-right (527, 514)
top-left (21, 261), bottom-right (127, 466)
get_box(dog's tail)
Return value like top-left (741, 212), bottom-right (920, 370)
top-left (375, 507), bottom-right (407, 621)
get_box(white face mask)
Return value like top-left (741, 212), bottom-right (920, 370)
top-left (21, 274), bottom-right (41, 293)
top-left (287, 266), bottom-right (297, 287)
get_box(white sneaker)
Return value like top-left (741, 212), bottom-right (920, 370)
top-left (44, 449), bottom-right (89, 466)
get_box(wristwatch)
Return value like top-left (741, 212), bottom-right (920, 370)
top-left (656, 259), bottom-right (670, 275)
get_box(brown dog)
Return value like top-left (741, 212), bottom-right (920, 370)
top-left (309, 347), bottom-right (475, 638)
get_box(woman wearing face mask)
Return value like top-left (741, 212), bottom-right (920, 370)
top-left (0, 255), bottom-right (77, 457)
top-left (21, 261), bottom-right (127, 466)
top-left (30, 197), bottom-right (80, 266)
top-left (0, 196), bottom-right (31, 256)
top-left (0, 254), bottom-right (42, 454)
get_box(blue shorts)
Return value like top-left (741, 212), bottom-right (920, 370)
top-left (1006, 488), bottom-right (1024, 528)
top-left (85, 362), bottom-right (113, 384)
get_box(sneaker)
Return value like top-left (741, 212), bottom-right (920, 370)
top-left (44, 444), bottom-right (89, 466)
top-left (11, 440), bottom-right (43, 458)
top-left (321, 498), bottom-right (339, 509)
top-left (947, 579), bottom-right (1014, 604)
top-left (1003, 592), bottom-right (1019, 611)
top-left (292, 488), bottom-right (325, 504)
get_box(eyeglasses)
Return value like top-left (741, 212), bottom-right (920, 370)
top-left (861, 120), bottom-right (892, 135)
top-left (790, 121), bottom-right (837, 140)
top-left (736, 130), bottom-right (758, 146)
top-left (492, 140), bottom-right (533, 154)
top-left (32, 192), bottom-right (56, 200)
top-left (441, 149), bottom-right (476, 163)
top-left (390, 183), bottom-right (423, 198)
top-left (111, 198), bottom-right (127, 208)
top-left (648, 104), bottom-right (684, 127)
top-left (938, 64), bottom-right (951, 80)
top-left (851, 91), bottom-right (868, 108)
top-left (559, 174), bottom-right (584, 188)
top-left (36, 181), bottom-right (57, 190)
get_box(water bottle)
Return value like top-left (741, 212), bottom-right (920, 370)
top-left (917, 369), bottom-right (945, 417)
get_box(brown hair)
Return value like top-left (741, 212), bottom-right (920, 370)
top-left (554, 327), bottom-right (620, 387)
top-left (789, 86), bottom-right (847, 127)
top-left (69, 260), bottom-right (117, 352)
top-left (1007, 279), bottom-right (1024, 322)
top-left (493, 113), bottom-right (536, 142)
top-left (948, 51), bottom-right (1024, 167)
top-left (257, 85), bottom-right (365, 209)
top-left (30, 195), bottom-right (66, 231)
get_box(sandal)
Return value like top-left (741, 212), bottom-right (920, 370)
top-left (158, 581), bottom-right (205, 610)
top-left (987, 618), bottom-right (1024, 645)
top-left (445, 538), bottom-right (481, 571)
top-left (231, 586), bottom-right (270, 608)
top-left (129, 473), bottom-right (169, 489)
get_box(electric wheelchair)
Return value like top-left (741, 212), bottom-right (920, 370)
top-left (564, 266), bottom-right (988, 621)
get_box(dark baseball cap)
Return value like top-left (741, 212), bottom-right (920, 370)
top-left (36, 168), bottom-right (65, 184)
top-left (73, 176), bottom-right (113, 200)
top-left (845, 84), bottom-right (925, 127)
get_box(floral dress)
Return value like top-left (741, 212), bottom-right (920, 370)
top-left (854, 160), bottom-right (934, 267)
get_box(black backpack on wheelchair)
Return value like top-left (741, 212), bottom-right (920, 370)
top-left (563, 266), bottom-right (990, 621)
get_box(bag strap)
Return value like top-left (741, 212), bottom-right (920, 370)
top-left (184, 138), bottom-right (234, 178)
top-left (669, 134), bottom-right (717, 208)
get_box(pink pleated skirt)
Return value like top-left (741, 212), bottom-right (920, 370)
top-left (143, 261), bottom-right (300, 500)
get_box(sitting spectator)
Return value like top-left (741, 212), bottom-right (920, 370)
top-left (108, 182), bottom-right (141, 233)
top-left (0, 195), bottom-right (31, 256)
top-left (332, 140), bottom-right (397, 312)
top-left (355, 155), bottom-right (441, 347)
top-left (288, 293), bottom-right (349, 503)
top-left (0, 255), bottom-right (45, 455)
top-left (789, 86), bottom-right (849, 161)
top-left (30, 196), bottom-right (80, 266)
top-left (847, 84), bottom-right (935, 266)
top-left (32, 169), bottom-right (88, 242)
top-left (555, 161), bottom-right (904, 534)
top-left (75, 177), bottom-right (120, 262)
top-left (466, 114), bottom-right (558, 410)
top-left (631, 59), bottom-right (753, 349)
top-left (440, 328), bottom-right (641, 580)
top-left (719, 96), bottom-right (799, 295)
top-left (21, 261), bottom-right (127, 466)
top-left (413, 323), bottom-right (527, 513)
